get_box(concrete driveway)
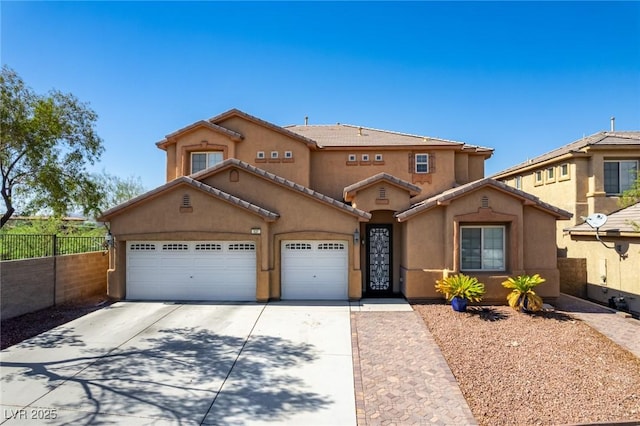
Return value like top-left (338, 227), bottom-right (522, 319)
top-left (0, 302), bottom-right (356, 425)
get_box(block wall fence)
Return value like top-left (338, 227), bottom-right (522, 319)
top-left (1, 252), bottom-right (108, 320)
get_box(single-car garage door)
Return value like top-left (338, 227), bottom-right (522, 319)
top-left (281, 240), bottom-right (348, 300)
top-left (127, 241), bottom-right (256, 301)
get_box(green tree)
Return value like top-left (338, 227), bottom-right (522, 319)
top-left (0, 66), bottom-right (104, 228)
top-left (93, 171), bottom-right (146, 212)
top-left (619, 174), bottom-right (640, 208)
top-left (619, 174), bottom-right (640, 231)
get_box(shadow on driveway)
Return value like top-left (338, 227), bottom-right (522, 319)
top-left (2, 326), bottom-right (333, 425)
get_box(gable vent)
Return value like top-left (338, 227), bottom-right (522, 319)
top-left (182, 194), bottom-right (191, 207)
top-left (379, 187), bottom-right (387, 199)
top-left (481, 196), bottom-right (489, 208)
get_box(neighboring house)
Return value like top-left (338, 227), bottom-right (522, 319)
top-left (493, 131), bottom-right (640, 244)
top-left (98, 109), bottom-right (570, 303)
top-left (493, 130), bottom-right (640, 313)
top-left (564, 202), bottom-right (640, 316)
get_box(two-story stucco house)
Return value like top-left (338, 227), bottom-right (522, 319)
top-left (99, 109), bottom-right (571, 303)
top-left (493, 130), bottom-right (640, 314)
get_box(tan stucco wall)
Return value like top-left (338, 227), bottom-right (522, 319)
top-left (309, 149), bottom-right (458, 202)
top-left (350, 183), bottom-right (412, 213)
top-left (165, 127), bottom-right (238, 180)
top-left (216, 116), bottom-right (312, 186)
top-left (106, 170), bottom-right (364, 301)
top-left (107, 183), bottom-right (272, 300)
top-left (401, 187), bottom-right (562, 302)
top-left (498, 149), bottom-right (639, 246)
top-left (163, 117), bottom-right (312, 186)
top-left (565, 235), bottom-right (640, 316)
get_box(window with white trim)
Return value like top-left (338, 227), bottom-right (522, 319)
top-left (256, 151), bottom-right (265, 159)
top-left (460, 226), bottom-right (505, 271)
top-left (534, 170), bottom-right (543, 184)
top-left (515, 176), bottom-right (522, 190)
top-left (270, 151), bottom-right (279, 159)
top-left (348, 154), bottom-right (357, 162)
top-left (547, 167), bottom-right (554, 179)
top-left (415, 153), bottom-right (429, 173)
top-left (560, 163), bottom-right (569, 178)
top-left (604, 160), bottom-right (638, 195)
top-left (284, 151), bottom-right (293, 159)
top-left (375, 154), bottom-right (383, 162)
top-left (191, 152), bottom-right (224, 173)
top-left (361, 154), bottom-right (369, 162)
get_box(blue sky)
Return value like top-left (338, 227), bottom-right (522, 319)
top-left (2, 1), bottom-right (639, 190)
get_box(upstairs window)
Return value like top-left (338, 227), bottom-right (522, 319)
top-left (534, 170), bottom-right (543, 185)
top-left (415, 153), bottom-right (429, 174)
top-left (560, 163), bottom-right (569, 178)
top-left (515, 176), bottom-right (522, 190)
top-left (191, 152), bottom-right (223, 174)
top-left (546, 167), bottom-right (555, 181)
top-left (604, 160), bottom-right (638, 195)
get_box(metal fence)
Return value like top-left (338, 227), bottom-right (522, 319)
top-left (0, 234), bottom-right (105, 261)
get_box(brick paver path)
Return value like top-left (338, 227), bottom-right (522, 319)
top-left (351, 311), bottom-right (477, 426)
top-left (555, 293), bottom-right (640, 359)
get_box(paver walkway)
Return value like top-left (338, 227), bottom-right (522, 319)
top-left (350, 300), bottom-right (476, 426)
top-left (554, 293), bottom-right (640, 359)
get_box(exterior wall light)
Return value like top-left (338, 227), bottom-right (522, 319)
top-left (104, 231), bottom-right (115, 248)
top-left (354, 228), bottom-right (360, 244)
top-left (251, 227), bottom-right (262, 235)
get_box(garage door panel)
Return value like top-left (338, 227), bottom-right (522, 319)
top-left (281, 240), bottom-right (348, 300)
top-left (127, 241), bottom-right (256, 301)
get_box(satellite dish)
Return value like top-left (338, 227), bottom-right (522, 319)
top-left (585, 213), bottom-right (608, 229)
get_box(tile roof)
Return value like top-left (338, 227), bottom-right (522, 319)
top-left (156, 120), bottom-right (244, 149)
top-left (565, 202), bottom-right (640, 235)
top-left (344, 173), bottom-right (421, 201)
top-left (191, 159), bottom-right (372, 220)
top-left (493, 131), bottom-right (640, 177)
top-left (395, 178), bottom-right (572, 221)
top-left (284, 124), bottom-right (494, 154)
top-left (209, 108), bottom-right (319, 148)
top-left (98, 177), bottom-right (279, 222)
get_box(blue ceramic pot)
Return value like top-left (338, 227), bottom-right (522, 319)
top-left (451, 296), bottom-right (468, 312)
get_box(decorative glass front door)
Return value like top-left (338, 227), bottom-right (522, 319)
top-left (366, 224), bottom-right (392, 295)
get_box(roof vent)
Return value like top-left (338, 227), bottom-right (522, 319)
top-left (358, 127), bottom-right (363, 136)
top-left (305, 116), bottom-right (308, 126)
top-left (610, 116), bottom-right (615, 132)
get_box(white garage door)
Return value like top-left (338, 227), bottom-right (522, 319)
top-left (127, 241), bottom-right (256, 301)
top-left (281, 240), bottom-right (348, 300)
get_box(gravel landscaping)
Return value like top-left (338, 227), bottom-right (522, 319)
top-left (413, 303), bottom-right (640, 426)
top-left (1, 295), bottom-right (113, 350)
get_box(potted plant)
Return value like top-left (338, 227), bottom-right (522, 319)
top-left (502, 274), bottom-right (546, 312)
top-left (435, 273), bottom-right (485, 312)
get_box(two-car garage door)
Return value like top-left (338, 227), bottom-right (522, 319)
top-left (126, 241), bottom-right (256, 301)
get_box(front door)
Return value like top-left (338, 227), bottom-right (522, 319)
top-left (366, 224), bottom-right (393, 296)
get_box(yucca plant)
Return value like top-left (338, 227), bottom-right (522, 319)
top-left (435, 273), bottom-right (485, 312)
top-left (502, 274), bottom-right (546, 312)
